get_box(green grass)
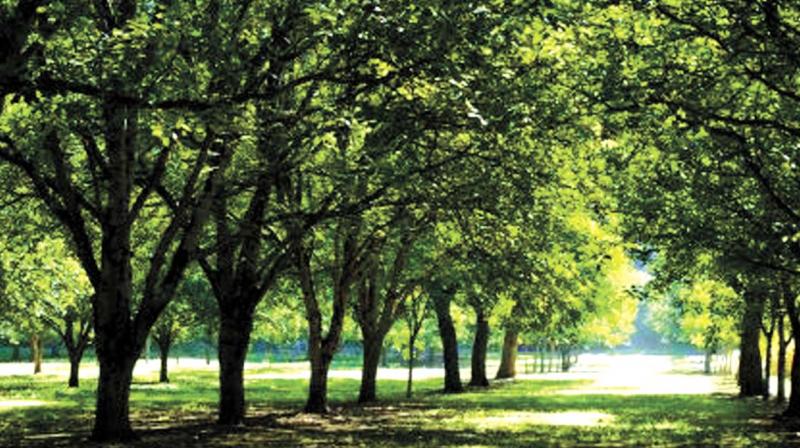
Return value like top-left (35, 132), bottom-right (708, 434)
top-left (0, 363), bottom-right (797, 447)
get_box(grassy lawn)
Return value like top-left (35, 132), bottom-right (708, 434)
top-left (0, 360), bottom-right (798, 447)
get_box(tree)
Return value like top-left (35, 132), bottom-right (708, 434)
top-left (0, 237), bottom-right (93, 385)
top-left (1, 2), bottom-right (233, 439)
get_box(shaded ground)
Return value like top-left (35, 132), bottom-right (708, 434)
top-left (1, 354), bottom-right (798, 447)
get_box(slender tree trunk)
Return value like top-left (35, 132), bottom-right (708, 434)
top-left (763, 328), bottom-right (774, 400)
top-left (538, 345), bottom-right (545, 373)
top-left (358, 339), bottom-right (382, 403)
top-left (68, 353), bottom-right (81, 388)
top-left (407, 333), bottom-right (417, 399)
top-left (469, 309), bottom-right (489, 387)
top-left (738, 293), bottom-right (765, 397)
top-left (31, 334), bottom-right (42, 374)
top-left (217, 310), bottom-right (254, 425)
top-left (158, 340), bottom-right (171, 384)
top-left (11, 344), bottom-right (20, 362)
top-left (496, 329), bottom-right (518, 379)
top-left (704, 349), bottom-right (712, 375)
top-left (432, 289), bottom-right (462, 393)
top-left (778, 315), bottom-right (787, 403)
top-left (561, 347), bottom-right (572, 372)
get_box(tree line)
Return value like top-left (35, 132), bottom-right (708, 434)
top-left (1, 0), bottom-right (799, 443)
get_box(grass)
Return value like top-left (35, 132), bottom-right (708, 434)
top-left (0, 359), bottom-right (798, 447)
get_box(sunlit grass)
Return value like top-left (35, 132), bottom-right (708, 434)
top-left (0, 357), bottom-right (794, 447)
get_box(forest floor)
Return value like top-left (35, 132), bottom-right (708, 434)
top-left (0, 354), bottom-right (798, 447)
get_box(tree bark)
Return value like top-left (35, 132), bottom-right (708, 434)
top-left (469, 309), bottom-right (489, 387)
top-left (704, 349), bottom-right (712, 375)
top-left (785, 335), bottom-right (800, 416)
top-left (783, 285), bottom-right (800, 416)
top-left (11, 344), bottom-right (20, 362)
top-left (778, 314), bottom-right (787, 403)
top-left (431, 286), bottom-right (462, 393)
top-left (306, 346), bottom-right (333, 413)
top-left (496, 329), bottom-right (518, 379)
top-left (406, 333), bottom-right (417, 399)
top-left (68, 353), bottom-right (81, 388)
top-left (358, 339), bottom-right (382, 403)
top-left (217, 310), bottom-right (253, 425)
top-left (158, 339), bottom-right (171, 384)
top-left (738, 293), bottom-right (765, 397)
top-left (92, 355), bottom-right (137, 441)
top-left (31, 334), bottom-right (42, 374)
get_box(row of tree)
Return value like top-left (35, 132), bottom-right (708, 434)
top-left (0, 0), bottom-right (644, 442)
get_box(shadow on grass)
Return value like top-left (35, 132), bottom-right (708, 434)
top-left (1, 373), bottom-right (798, 447)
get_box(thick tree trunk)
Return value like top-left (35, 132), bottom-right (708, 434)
top-left (432, 290), bottom-right (462, 393)
top-left (496, 329), bottom-right (518, 379)
top-left (785, 340), bottom-right (800, 416)
top-left (469, 310), bottom-right (489, 387)
top-left (92, 356), bottom-right (137, 441)
top-left (704, 350), bottom-right (712, 375)
top-left (31, 334), bottom-right (42, 374)
top-left (217, 311), bottom-right (253, 425)
top-left (158, 341), bottom-right (171, 384)
top-left (306, 345), bottom-right (332, 413)
top-left (358, 339), bottom-right (382, 403)
top-left (778, 315), bottom-right (787, 403)
top-left (738, 294), bottom-right (765, 397)
top-left (784, 290), bottom-right (800, 416)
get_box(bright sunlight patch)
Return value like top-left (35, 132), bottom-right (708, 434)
top-left (0, 399), bottom-right (51, 411)
top-left (457, 411), bottom-right (615, 430)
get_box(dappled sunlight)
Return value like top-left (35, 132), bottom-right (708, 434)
top-left (457, 411), bottom-right (616, 429)
top-left (0, 399), bottom-right (51, 411)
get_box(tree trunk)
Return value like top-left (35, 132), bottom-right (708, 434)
top-left (738, 293), bottom-right (765, 397)
top-left (778, 314), bottom-right (787, 403)
top-left (31, 334), bottom-right (42, 374)
top-left (358, 339), bottom-right (382, 403)
top-left (306, 344), bottom-right (332, 413)
top-left (763, 328), bottom-right (774, 400)
top-left (538, 345), bottom-right (545, 373)
top-left (469, 309), bottom-right (489, 387)
top-left (704, 349), bottom-right (712, 375)
top-left (158, 340), bottom-right (171, 384)
top-left (785, 338), bottom-right (800, 416)
top-left (407, 333), bottom-right (416, 399)
top-left (784, 290), bottom-right (800, 416)
top-left (92, 356), bottom-right (137, 441)
top-left (217, 311), bottom-right (253, 425)
top-left (561, 347), bottom-right (572, 372)
top-left (496, 329), bottom-right (518, 379)
top-left (11, 344), bottom-right (20, 361)
top-left (68, 353), bottom-right (81, 388)
top-left (432, 289), bottom-right (462, 393)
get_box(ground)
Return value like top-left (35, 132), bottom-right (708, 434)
top-left (0, 354), bottom-right (798, 447)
